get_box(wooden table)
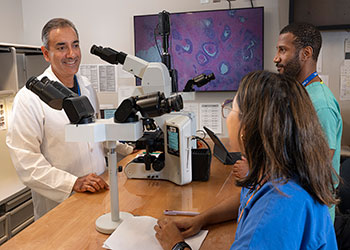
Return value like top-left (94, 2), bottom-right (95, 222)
top-left (1, 140), bottom-right (240, 250)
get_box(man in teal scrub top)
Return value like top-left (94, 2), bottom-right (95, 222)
top-left (273, 22), bottom-right (343, 221)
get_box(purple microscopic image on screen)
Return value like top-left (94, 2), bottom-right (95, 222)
top-left (134, 7), bottom-right (263, 92)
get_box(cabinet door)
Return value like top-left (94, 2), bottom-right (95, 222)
top-left (0, 48), bottom-right (17, 93)
top-left (0, 46), bottom-right (49, 94)
top-left (8, 199), bottom-right (34, 238)
top-left (0, 214), bottom-right (8, 245)
top-left (25, 54), bottom-right (49, 80)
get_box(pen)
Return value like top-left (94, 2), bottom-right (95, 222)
top-left (163, 210), bottom-right (200, 216)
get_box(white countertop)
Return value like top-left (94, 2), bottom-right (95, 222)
top-left (0, 128), bottom-right (27, 204)
top-left (0, 175), bottom-right (26, 204)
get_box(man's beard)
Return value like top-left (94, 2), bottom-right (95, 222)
top-left (277, 53), bottom-right (302, 78)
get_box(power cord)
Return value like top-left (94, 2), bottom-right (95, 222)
top-left (154, 24), bottom-right (162, 59)
top-left (196, 129), bottom-right (206, 140)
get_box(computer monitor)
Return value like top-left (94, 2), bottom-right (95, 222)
top-left (134, 7), bottom-right (264, 92)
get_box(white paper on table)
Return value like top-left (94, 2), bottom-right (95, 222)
top-left (103, 215), bottom-right (208, 250)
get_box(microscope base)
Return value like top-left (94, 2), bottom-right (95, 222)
top-left (95, 211), bottom-right (133, 234)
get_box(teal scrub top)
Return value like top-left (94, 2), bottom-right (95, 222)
top-left (306, 81), bottom-right (342, 175)
top-left (306, 81), bottom-right (342, 221)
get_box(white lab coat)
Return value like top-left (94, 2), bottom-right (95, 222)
top-left (6, 66), bottom-right (106, 220)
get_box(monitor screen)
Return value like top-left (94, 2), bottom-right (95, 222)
top-left (289, 0), bottom-right (350, 30)
top-left (134, 7), bottom-right (264, 92)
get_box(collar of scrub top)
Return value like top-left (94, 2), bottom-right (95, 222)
top-left (74, 75), bottom-right (81, 96)
top-left (237, 175), bottom-right (268, 224)
top-left (237, 184), bottom-right (262, 223)
top-left (301, 71), bottom-right (323, 87)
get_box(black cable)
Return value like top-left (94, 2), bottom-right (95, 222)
top-left (250, 0), bottom-right (254, 8)
top-left (196, 129), bottom-right (206, 140)
top-left (192, 135), bottom-right (212, 161)
top-left (227, 0), bottom-right (231, 10)
top-left (154, 24), bottom-right (162, 59)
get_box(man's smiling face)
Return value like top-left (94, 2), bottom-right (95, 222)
top-left (42, 26), bottom-right (81, 85)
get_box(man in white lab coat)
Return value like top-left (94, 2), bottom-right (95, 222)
top-left (6, 18), bottom-right (130, 220)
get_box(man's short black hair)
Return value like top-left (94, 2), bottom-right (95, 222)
top-left (280, 23), bottom-right (322, 61)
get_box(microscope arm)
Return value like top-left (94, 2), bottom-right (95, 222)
top-left (91, 45), bottom-right (172, 97)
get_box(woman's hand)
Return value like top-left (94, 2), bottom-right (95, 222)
top-left (175, 215), bottom-right (205, 238)
top-left (155, 218), bottom-right (184, 250)
top-left (233, 156), bottom-right (249, 181)
top-left (154, 215), bottom-right (206, 249)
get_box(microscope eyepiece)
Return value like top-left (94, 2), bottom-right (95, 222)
top-left (26, 76), bottom-right (95, 124)
top-left (183, 72), bottom-right (216, 91)
top-left (26, 76), bottom-right (76, 110)
top-left (90, 45), bottom-right (100, 55)
top-left (114, 92), bottom-right (183, 123)
top-left (90, 45), bottom-right (127, 65)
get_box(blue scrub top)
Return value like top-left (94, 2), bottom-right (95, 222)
top-left (231, 180), bottom-right (337, 249)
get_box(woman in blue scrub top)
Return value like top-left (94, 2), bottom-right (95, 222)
top-left (154, 70), bottom-right (338, 250)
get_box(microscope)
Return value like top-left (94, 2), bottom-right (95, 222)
top-left (26, 45), bottom-right (196, 234)
top-left (90, 44), bottom-right (196, 186)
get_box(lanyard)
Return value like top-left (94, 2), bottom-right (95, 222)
top-left (301, 72), bottom-right (318, 87)
top-left (237, 184), bottom-right (262, 223)
top-left (74, 75), bottom-right (81, 96)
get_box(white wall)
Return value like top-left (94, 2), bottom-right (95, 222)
top-left (20, 0), bottom-right (286, 136)
top-left (0, 0), bottom-right (24, 44)
top-left (321, 31), bottom-right (350, 146)
top-left (21, 0), bottom-right (284, 68)
top-left (1, 0), bottom-right (349, 143)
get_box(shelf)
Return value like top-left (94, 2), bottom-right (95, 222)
top-left (0, 90), bottom-right (15, 96)
top-left (0, 44), bottom-right (49, 95)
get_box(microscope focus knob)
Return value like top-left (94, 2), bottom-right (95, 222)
top-left (152, 153), bottom-right (165, 172)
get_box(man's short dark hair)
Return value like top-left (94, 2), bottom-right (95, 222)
top-left (280, 23), bottom-right (322, 61)
top-left (41, 18), bottom-right (79, 49)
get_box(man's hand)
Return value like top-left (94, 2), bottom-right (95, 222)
top-left (73, 173), bottom-right (109, 193)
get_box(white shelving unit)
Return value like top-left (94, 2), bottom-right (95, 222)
top-left (0, 43), bottom-right (49, 245)
top-left (0, 43), bottom-right (49, 95)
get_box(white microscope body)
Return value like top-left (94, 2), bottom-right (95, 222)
top-left (65, 46), bottom-right (195, 233)
top-left (124, 112), bottom-right (195, 185)
top-left (27, 45), bottom-right (196, 234)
